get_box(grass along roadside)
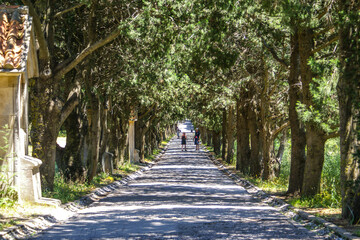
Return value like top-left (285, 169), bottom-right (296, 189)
top-left (0, 163), bottom-right (140, 232)
top-left (204, 143), bottom-right (360, 237)
top-left (0, 135), bottom-right (173, 232)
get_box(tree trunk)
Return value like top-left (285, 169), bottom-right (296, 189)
top-left (226, 106), bottom-right (235, 164)
top-left (135, 120), bottom-right (144, 162)
top-left (337, 0), bottom-right (360, 222)
top-left (60, 108), bottom-right (86, 181)
top-left (221, 108), bottom-right (228, 161)
top-left (99, 103), bottom-right (110, 167)
top-left (261, 138), bottom-right (272, 180)
top-left (273, 131), bottom-right (287, 178)
top-left (213, 131), bottom-right (221, 156)
top-left (24, 0), bottom-right (123, 189)
top-left (248, 107), bottom-right (261, 177)
top-left (236, 99), bottom-right (250, 173)
top-left (200, 126), bottom-right (207, 144)
top-left (30, 75), bottom-right (63, 190)
top-left (140, 128), bottom-right (146, 161)
top-left (287, 27), bottom-right (307, 194)
top-left (260, 57), bottom-right (272, 180)
top-left (301, 126), bottom-right (326, 196)
top-left (86, 97), bottom-right (101, 182)
top-left (298, 25), bottom-right (329, 197)
top-left (206, 130), bottom-right (212, 146)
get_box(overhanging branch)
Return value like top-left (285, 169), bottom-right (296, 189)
top-left (311, 35), bottom-right (339, 55)
top-left (53, 3), bottom-right (86, 18)
top-left (53, 26), bottom-right (122, 81)
top-left (271, 121), bottom-right (290, 140)
top-left (59, 81), bottom-right (81, 126)
top-left (262, 40), bottom-right (289, 68)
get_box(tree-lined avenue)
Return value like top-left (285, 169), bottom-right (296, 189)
top-left (31, 122), bottom-right (321, 239)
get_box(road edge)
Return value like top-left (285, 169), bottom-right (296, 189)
top-left (204, 150), bottom-right (360, 240)
top-left (0, 142), bottom-right (170, 240)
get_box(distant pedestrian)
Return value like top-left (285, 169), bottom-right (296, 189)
top-left (181, 132), bottom-right (187, 151)
top-left (194, 128), bottom-right (200, 151)
top-left (177, 127), bottom-right (181, 139)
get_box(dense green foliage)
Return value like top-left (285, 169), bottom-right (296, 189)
top-left (0, 0), bottom-right (358, 225)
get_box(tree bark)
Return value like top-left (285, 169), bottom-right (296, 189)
top-left (221, 108), bottom-right (228, 161)
top-left (236, 99), bottom-right (250, 173)
top-left (30, 74), bottom-right (80, 190)
top-left (259, 57), bottom-right (272, 180)
top-left (273, 131), bottom-right (287, 178)
top-left (248, 106), bottom-right (261, 177)
top-left (298, 26), bottom-right (329, 197)
top-left (86, 96), bottom-right (101, 182)
top-left (226, 106), bottom-right (235, 164)
top-left (301, 126), bottom-right (326, 196)
top-left (25, 0), bottom-right (125, 189)
top-left (337, 0), bottom-right (360, 223)
top-left (206, 130), bottom-right (212, 146)
top-left (213, 131), bottom-right (221, 156)
top-left (60, 108), bottom-right (86, 181)
top-left (200, 126), bottom-right (207, 145)
top-left (287, 27), bottom-right (307, 194)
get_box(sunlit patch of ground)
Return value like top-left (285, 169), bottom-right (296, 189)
top-left (212, 154), bottom-right (360, 238)
top-left (302, 208), bottom-right (360, 237)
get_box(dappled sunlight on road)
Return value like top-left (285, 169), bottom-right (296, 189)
top-left (31, 121), bottom-right (322, 240)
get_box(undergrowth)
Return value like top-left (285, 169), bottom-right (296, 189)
top-left (219, 137), bottom-right (341, 209)
top-left (43, 163), bottom-right (140, 204)
top-left (0, 219), bottom-right (19, 231)
top-left (43, 136), bottom-right (172, 204)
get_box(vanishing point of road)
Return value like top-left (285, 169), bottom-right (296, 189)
top-left (31, 122), bottom-right (322, 239)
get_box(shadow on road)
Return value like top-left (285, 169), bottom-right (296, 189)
top-left (31, 122), bottom-right (321, 240)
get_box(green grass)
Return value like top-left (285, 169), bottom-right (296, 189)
top-left (355, 230), bottom-right (360, 237)
top-left (42, 175), bottom-right (95, 204)
top-left (219, 137), bottom-right (342, 209)
top-left (283, 138), bottom-right (341, 209)
top-left (288, 193), bottom-right (340, 209)
top-left (0, 219), bottom-right (19, 231)
top-left (246, 176), bottom-right (289, 193)
top-left (43, 165), bottom-right (144, 204)
top-left (204, 145), bottom-right (214, 152)
top-left (44, 135), bottom-right (173, 204)
top-left (117, 163), bottom-right (140, 173)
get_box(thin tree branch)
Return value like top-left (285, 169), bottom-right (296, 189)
top-left (53, 3), bottom-right (86, 18)
top-left (53, 25), bottom-right (122, 81)
top-left (313, 26), bottom-right (335, 38)
top-left (262, 40), bottom-right (289, 68)
top-left (143, 110), bottom-right (158, 135)
top-left (138, 103), bottom-right (157, 121)
top-left (325, 131), bottom-right (339, 140)
top-left (317, 6), bottom-right (330, 20)
top-left (59, 81), bottom-right (81, 126)
top-left (311, 35), bottom-right (339, 55)
top-left (271, 121), bottom-right (290, 140)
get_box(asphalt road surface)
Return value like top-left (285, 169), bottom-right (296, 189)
top-left (31, 122), bottom-right (322, 239)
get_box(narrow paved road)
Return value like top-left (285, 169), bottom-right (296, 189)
top-left (32, 123), bottom-right (322, 239)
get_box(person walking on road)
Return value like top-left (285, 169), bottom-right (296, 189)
top-left (177, 127), bottom-right (181, 139)
top-left (194, 128), bottom-right (200, 151)
top-left (181, 132), bottom-right (187, 151)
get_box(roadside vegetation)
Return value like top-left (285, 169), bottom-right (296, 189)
top-left (0, 0), bottom-right (359, 235)
top-left (206, 137), bottom-right (356, 232)
top-left (0, 136), bottom-right (172, 231)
